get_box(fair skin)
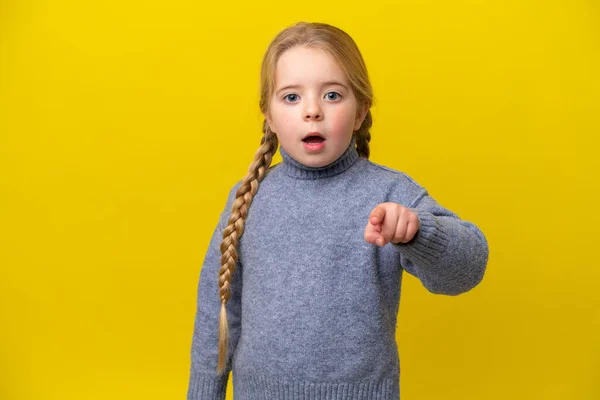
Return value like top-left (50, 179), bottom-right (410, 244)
top-left (365, 203), bottom-right (421, 246)
top-left (265, 45), bottom-right (367, 168)
top-left (264, 45), bottom-right (420, 247)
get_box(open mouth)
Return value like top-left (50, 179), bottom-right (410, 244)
top-left (302, 135), bottom-right (325, 143)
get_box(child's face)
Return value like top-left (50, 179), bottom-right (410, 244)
top-left (265, 46), bottom-right (368, 168)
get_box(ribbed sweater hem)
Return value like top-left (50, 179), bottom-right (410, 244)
top-left (187, 371), bottom-right (228, 400)
top-left (232, 372), bottom-right (399, 400)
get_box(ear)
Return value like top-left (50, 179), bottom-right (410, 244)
top-left (354, 103), bottom-right (370, 131)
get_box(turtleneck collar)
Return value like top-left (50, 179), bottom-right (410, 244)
top-left (278, 136), bottom-right (360, 180)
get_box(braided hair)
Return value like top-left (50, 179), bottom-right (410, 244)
top-left (216, 21), bottom-right (375, 375)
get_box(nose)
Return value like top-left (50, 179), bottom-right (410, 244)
top-left (303, 98), bottom-right (323, 121)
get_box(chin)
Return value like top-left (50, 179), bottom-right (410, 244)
top-left (296, 156), bottom-right (320, 167)
top-left (305, 157), bottom-right (332, 168)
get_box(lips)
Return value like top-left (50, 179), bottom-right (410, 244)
top-left (302, 132), bottom-right (325, 142)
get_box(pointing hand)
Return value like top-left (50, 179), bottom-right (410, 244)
top-left (364, 202), bottom-right (420, 246)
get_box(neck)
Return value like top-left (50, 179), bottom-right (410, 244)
top-left (279, 136), bottom-right (360, 180)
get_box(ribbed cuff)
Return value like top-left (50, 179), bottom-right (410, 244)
top-left (187, 371), bottom-right (228, 400)
top-left (390, 209), bottom-right (451, 266)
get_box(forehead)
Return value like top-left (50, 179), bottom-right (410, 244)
top-left (274, 46), bottom-right (348, 86)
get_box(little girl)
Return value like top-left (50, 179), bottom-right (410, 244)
top-left (187, 21), bottom-right (489, 400)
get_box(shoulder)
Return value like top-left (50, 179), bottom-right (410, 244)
top-left (217, 179), bottom-right (241, 220)
top-left (362, 158), bottom-right (425, 191)
top-left (224, 163), bottom-right (279, 207)
top-left (361, 159), bottom-right (428, 207)
top-left (227, 180), bottom-right (243, 205)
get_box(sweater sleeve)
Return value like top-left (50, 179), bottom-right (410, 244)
top-left (390, 188), bottom-right (489, 296)
top-left (187, 186), bottom-right (243, 399)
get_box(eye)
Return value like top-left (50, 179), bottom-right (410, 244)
top-left (326, 91), bottom-right (342, 101)
top-left (283, 93), bottom-right (299, 103)
top-left (282, 91), bottom-right (342, 103)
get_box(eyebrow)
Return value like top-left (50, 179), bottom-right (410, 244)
top-left (275, 80), bottom-right (348, 94)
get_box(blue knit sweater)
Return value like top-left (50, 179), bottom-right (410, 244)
top-left (187, 136), bottom-right (489, 400)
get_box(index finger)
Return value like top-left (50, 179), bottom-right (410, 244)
top-left (369, 204), bottom-right (386, 225)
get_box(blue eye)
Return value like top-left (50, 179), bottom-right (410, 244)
top-left (326, 92), bottom-right (341, 100)
top-left (282, 91), bottom-right (342, 103)
top-left (283, 94), bottom-right (299, 103)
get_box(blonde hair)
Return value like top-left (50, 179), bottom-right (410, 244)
top-left (216, 21), bottom-right (375, 375)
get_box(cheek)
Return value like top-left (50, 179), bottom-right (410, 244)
top-left (270, 104), bottom-right (294, 131)
top-left (329, 106), bottom-right (356, 135)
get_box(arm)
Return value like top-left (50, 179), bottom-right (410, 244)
top-left (187, 187), bottom-right (243, 399)
top-left (391, 189), bottom-right (489, 296)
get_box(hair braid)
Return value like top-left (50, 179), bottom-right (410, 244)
top-left (212, 20), bottom-right (375, 377)
top-left (216, 122), bottom-right (278, 375)
top-left (354, 109), bottom-right (373, 159)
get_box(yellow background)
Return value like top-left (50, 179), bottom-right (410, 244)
top-left (1, 0), bottom-right (598, 399)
